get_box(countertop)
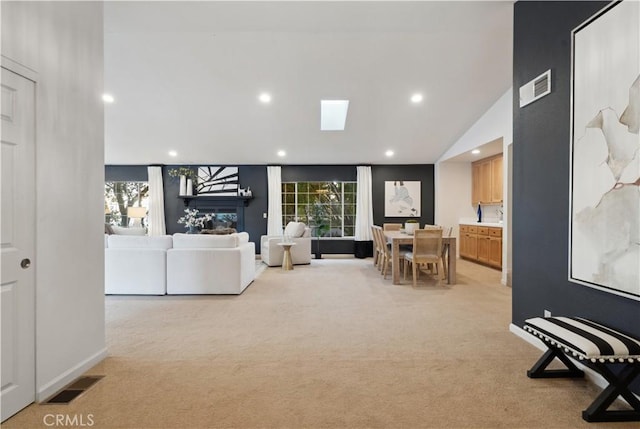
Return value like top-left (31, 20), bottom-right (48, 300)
top-left (459, 221), bottom-right (503, 228)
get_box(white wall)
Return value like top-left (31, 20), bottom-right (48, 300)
top-left (438, 89), bottom-right (513, 162)
top-left (2, 1), bottom-right (106, 400)
top-left (434, 162), bottom-right (472, 256)
top-left (436, 88), bottom-right (513, 283)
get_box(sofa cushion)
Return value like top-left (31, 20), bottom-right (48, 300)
top-left (236, 232), bottom-right (249, 244)
top-left (284, 221), bottom-right (306, 238)
top-left (111, 226), bottom-right (147, 236)
top-left (173, 233), bottom-right (239, 249)
top-left (108, 235), bottom-right (173, 250)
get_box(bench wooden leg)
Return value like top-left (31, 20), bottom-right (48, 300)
top-left (527, 347), bottom-right (584, 379)
top-left (528, 345), bottom-right (640, 422)
top-left (582, 363), bottom-right (640, 423)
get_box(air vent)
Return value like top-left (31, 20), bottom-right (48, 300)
top-left (534, 74), bottom-right (549, 97)
top-left (44, 376), bottom-right (104, 404)
top-left (519, 69), bottom-right (551, 108)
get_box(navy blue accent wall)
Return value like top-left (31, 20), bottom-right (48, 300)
top-left (239, 166), bottom-right (268, 251)
top-left (105, 165), bottom-right (148, 182)
top-left (513, 0), bottom-right (639, 344)
top-left (162, 165), bottom-right (268, 249)
top-left (371, 165), bottom-right (435, 227)
top-left (162, 166), bottom-right (186, 235)
top-left (281, 165), bottom-right (357, 182)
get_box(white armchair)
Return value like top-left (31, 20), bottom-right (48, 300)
top-left (261, 222), bottom-right (312, 266)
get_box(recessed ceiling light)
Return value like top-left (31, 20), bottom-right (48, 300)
top-left (168, 150), bottom-right (178, 157)
top-left (259, 93), bottom-right (272, 103)
top-left (385, 150), bottom-right (394, 157)
top-left (277, 150), bottom-right (286, 157)
top-left (102, 93), bottom-right (115, 103)
top-left (410, 93), bottom-right (423, 103)
top-left (472, 149), bottom-right (481, 155)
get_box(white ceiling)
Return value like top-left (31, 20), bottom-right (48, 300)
top-left (104, 1), bottom-right (513, 165)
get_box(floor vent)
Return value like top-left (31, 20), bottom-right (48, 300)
top-left (44, 375), bottom-right (104, 404)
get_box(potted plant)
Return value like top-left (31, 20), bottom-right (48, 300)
top-left (307, 202), bottom-right (330, 259)
top-left (177, 208), bottom-right (212, 234)
top-left (404, 219), bottom-right (419, 235)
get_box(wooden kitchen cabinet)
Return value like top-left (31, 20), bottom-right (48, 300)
top-left (471, 164), bottom-right (482, 207)
top-left (491, 156), bottom-right (503, 203)
top-left (459, 225), bottom-right (477, 260)
top-left (488, 227), bottom-right (502, 268)
top-left (476, 227), bottom-right (490, 263)
top-left (459, 224), bottom-right (502, 269)
top-left (471, 153), bottom-right (503, 205)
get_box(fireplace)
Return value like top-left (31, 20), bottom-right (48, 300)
top-left (182, 196), bottom-right (250, 231)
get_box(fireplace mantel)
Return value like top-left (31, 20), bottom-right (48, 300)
top-left (178, 195), bottom-right (253, 208)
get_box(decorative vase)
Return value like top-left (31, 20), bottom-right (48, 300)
top-left (187, 226), bottom-right (198, 234)
top-left (186, 179), bottom-right (193, 196)
top-left (179, 175), bottom-right (187, 196)
top-left (477, 204), bottom-right (482, 223)
top-left (405, 222), bottom-right (418, 235)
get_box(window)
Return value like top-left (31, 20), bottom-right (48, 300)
top-left (104, 182), bottom-right (149, 227)
top-left (282, 181), bottom-right (357, 238)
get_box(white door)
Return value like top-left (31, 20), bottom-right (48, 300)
top-left (1, 67), bottom-right (36, 421)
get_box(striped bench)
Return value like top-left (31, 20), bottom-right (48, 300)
top-left (524, 316), bottom-right (640, 423)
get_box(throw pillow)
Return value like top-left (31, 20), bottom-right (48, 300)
top-left (201, 228), bottom-right (237, 235)
top-left (284, 221), bottom-right (306, 238)
top-left (104, 223), bottom-right (114, 235)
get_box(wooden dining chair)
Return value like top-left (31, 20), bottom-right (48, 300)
top-left (422, 224), bottom-right (442, 230)
top-left (416, 225), bottom-right (442, 272)
top-left (383, 223), bottom-right (402, 231)
top-left (372, 226), bottom-right (401, 279)
top-left (441, 226), bottom-right (453, 279)
top-left (421, 225), bottom-right (451, 277)
top-left (371, 225), bottom-right (383, 269)
top-left (403, 228), bottom-right (444, 287)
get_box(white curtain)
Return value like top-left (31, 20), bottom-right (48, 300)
top-left (355, 165), bottom-right (373, 241)
top-left (267, 166), bottom-right (283, 236)
top-left (147, 166), bottom-right (166, 236)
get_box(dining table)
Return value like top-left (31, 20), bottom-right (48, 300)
top-left (383, 230), bottom-right (457, 285)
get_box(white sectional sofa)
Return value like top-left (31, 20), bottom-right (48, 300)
top-left (167, 232), bottom-right (255, 295)
top-left (105, 235), bottom-right (173, 295)
top-left (260, 221), bottom-right (312, 267)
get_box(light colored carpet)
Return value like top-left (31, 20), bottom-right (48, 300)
top-left (4, 258), bottom-right (634, 429)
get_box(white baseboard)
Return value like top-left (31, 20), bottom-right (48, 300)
top-left (36, 348), bottom-right (108, 402)
top-left (510, 323), bottom-right (640, 406)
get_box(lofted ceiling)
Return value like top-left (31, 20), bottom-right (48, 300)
top-left (104, 1), bottom-right (513, 165)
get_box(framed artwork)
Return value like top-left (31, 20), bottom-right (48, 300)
top-left (384, 181), bottom-right (420, 217)
top-left (569, 0), bottom-right (639, 300)
top-left (196, 166), bottom-right (239, 196)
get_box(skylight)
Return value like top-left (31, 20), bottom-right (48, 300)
top-left (320, 100), bottom-right (349, 131)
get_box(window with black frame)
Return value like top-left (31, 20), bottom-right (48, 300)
top-left (282, 181), bottom-right (356, 238)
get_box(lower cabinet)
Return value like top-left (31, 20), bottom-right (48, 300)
top-left (459, 224), bottom-right (502, 269)
top-left (459, 225), bottom-right (477, 259)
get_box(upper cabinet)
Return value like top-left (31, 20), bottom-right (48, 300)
top-left (471, 153), bottom-right (503, 204)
